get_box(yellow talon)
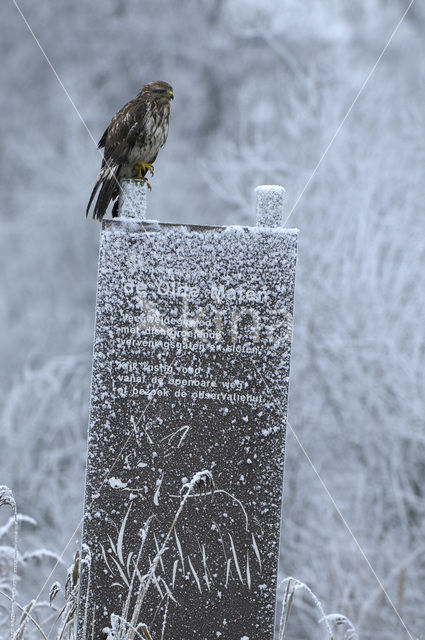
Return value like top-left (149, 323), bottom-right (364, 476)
top-left (133, 161), bottom-right (154, 179)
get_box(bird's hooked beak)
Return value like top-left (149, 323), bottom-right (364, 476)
top-left (168, 89), bottom-right (174, 100)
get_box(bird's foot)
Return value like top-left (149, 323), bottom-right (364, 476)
top-left (133, 161), bottom-right (154, 179)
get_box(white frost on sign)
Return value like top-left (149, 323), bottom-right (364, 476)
top-left (153, 472), bottom-right (164, 506)
top-left (261, 426), bottom-right (279, 436)
top-left (108, 477), bottom-right (128, 489)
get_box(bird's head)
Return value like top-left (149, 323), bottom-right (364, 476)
top-left (142, 80), bottom-right (174, 105)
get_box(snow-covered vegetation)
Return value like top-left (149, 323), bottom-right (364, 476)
top-left (1, 1), bottom-right (425, 638)
top-left (0, 485), bottom-right (357, 640)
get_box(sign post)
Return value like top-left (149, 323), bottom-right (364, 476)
top-left (77, 182), bottom-right (298, 640)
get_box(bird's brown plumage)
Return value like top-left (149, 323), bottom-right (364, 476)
top-left (86, 80), bottom-right (173, 221)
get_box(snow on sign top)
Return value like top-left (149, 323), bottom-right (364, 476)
top-left (77, 194), bottom-right (298, 640)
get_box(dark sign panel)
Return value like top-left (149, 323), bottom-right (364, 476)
top-left (77, 220), bottom-right (297, 640)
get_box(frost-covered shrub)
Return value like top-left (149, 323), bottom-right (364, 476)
top-left (0, 486), bottom-right (63, 640)
top-left (0, 357), bottom-right (89, 551)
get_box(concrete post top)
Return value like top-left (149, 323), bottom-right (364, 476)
top-left (255, 185), bottom-right (286, 228)
top-left (118, 178), bottom-right (148, 220)
top-left (117, 181), bottom-right (289, 229)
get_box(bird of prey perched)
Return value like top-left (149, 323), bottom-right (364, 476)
top-left (86, 80), bottom-right (173, 221)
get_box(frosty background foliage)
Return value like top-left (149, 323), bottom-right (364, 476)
top-left (1, 1), bottom-right (425, 638)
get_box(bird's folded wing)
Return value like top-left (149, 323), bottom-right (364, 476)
top-left (101, 99), bottom-right (148, 167)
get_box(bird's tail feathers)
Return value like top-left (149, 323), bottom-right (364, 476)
top-left (86, 174), bottom-right (102, 217)
top-left (86, 165), bottom-right (120, 221)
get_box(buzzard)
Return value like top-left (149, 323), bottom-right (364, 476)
top-left (86, 80), bottom-right (173, 221)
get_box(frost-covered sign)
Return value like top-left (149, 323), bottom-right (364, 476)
top-left (77, 188), bottom-right (297, 640)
